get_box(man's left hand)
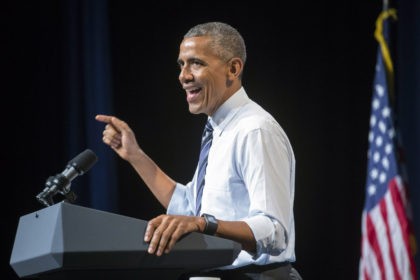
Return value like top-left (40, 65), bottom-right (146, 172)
top-left (144, 214), bottom-right (204, 256)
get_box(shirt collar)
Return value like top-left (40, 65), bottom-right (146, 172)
top-left (208, 87), bottom-right (250, 135)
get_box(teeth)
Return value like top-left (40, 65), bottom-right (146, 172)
top-left (186, 88), bottom-right (199, 94)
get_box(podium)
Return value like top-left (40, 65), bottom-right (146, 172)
top-left (10, 202), bottom-right (241, 279)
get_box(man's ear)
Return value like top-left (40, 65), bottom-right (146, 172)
top-left (228, 57), bottom-right (243, 78)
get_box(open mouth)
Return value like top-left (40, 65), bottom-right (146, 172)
top-left (186, 87), bottom-right (202, 103)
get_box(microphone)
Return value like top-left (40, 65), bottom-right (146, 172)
top-left (36, 149), bottom-right (98, 207)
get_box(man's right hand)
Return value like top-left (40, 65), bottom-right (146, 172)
top-left (96, 114), bottom-right (177, 210)
top-left (95, 114), bottom-right (142, 162)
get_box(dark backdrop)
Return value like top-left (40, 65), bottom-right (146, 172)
top-left (3, 1), bottom-right (419, 280)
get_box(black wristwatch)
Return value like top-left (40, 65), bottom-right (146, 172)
top-left (201, 213), bottom-right (218, 235)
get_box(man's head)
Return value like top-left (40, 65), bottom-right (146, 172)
top-left (184, 22), bottom-right (247, 71)
top-left (178, 22), bottom-right (246, 116)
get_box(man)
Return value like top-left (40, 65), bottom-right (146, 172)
top-left (96, 22), bottom-right (301, 280)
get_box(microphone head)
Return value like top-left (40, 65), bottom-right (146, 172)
top-left (67, 149), bottom-right (98, 174)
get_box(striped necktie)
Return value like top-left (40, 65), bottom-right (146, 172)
top-left (195, 120), bottom-right (213, 215)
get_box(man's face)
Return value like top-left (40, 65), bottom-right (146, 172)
top-left (177, 36), bottom-right (230, 116)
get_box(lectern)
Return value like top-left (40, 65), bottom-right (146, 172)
top-left (10, 202), bottom-right (241, 279)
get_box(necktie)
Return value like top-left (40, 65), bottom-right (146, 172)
top-left (195, 120), bottom-right (214, 215)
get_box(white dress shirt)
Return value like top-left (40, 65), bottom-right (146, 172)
top-left (167, 87), bottom-right (296, 269)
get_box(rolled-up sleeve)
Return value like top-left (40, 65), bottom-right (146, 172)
top-left (243, 214), bottom-right (287, 258)
top-left (166, 182), bottom-right (195, 216)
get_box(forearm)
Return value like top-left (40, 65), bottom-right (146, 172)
top-left (199, 218), bottom-right (256, 253)
top-left (128, 149), bottom-right (176, 208)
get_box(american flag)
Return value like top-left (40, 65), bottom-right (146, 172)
top-left (358, 8), bottom-right (417, 280)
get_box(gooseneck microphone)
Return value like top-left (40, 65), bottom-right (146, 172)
top-left (36, 149), bottom-right (98, 207)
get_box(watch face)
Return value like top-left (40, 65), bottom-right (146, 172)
top-left (202, 213), bottom-right (218, 235)
top-left (208, 215), bottom-right (217, 223)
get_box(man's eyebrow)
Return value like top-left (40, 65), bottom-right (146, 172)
top-left (177, 57), bottom-right (200, 65)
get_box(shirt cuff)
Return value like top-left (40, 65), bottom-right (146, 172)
top-left (243, 214), bottom-right (287, 258)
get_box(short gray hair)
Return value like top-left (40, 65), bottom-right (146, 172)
top-left (184, 22), bottom-right (247, 65)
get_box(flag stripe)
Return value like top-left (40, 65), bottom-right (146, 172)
top-left (366, 214), bottom-right (386, 280)
top-left (389, 178), bottom-right (417, 278)
top-left (379, 196), bottom-right (401, 280)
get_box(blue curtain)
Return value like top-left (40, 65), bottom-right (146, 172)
top-left (62, 0), bottom-right (118, 212)
top-left (397, 0), bottom-right (420, 272)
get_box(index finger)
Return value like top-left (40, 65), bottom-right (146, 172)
top-left (95, 114), bottom-right (113, 124)
top-left (144, 220), bottom-right (157, 243)
top-left (96, 115), bottom-right (128, 133)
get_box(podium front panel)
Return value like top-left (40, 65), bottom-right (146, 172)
top-left (10, 202), bottom-right (241, 279)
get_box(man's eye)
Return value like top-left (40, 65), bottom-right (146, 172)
top-left (192, 60), bottom-right (203, 66)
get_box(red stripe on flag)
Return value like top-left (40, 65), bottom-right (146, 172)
top-left (366, 214), bottom-right (386, 280)
top-left (389, 178), bottom-right (417, 279)
top-left (379, 196), bottom-right (401, 280)
top-left (364, 268), bottom-right (371, 280)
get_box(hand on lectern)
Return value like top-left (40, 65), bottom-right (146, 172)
top-left (144, 214), bottom-right (205, 256)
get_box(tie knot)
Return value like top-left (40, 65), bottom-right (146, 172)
top-left (204, 120), bottom-right (213, 133)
